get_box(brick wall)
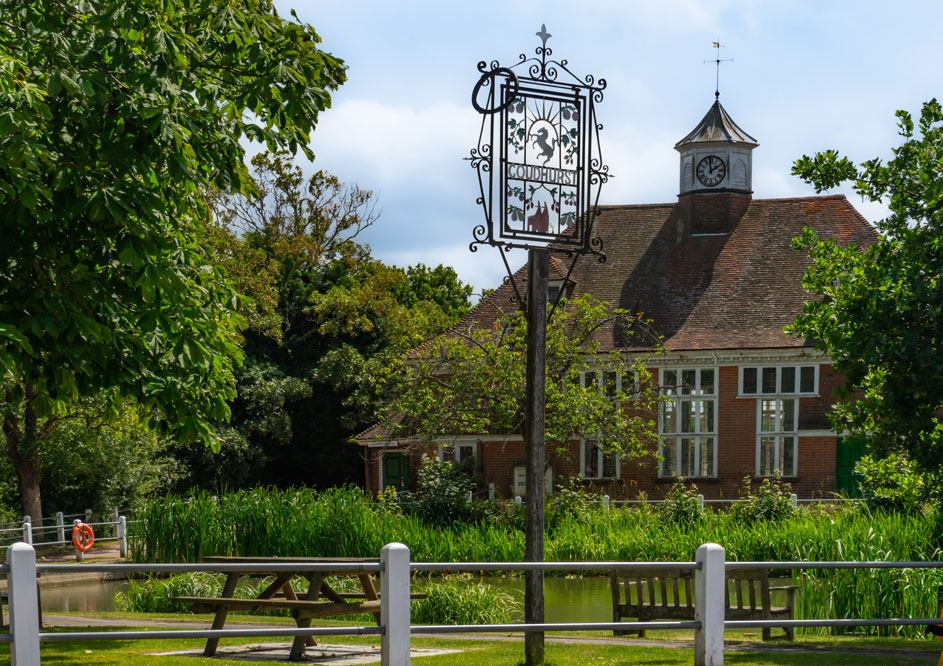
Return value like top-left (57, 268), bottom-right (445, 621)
top-left (364, 362), bottom-right (843, 499)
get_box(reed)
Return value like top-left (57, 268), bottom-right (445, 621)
top-left (132, 487), bottom-right (943, 637)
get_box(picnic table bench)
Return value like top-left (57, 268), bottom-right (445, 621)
top-left (610, 566), bottom-right (797, 641)
top-left (174, 556), bottom-right (389, 661)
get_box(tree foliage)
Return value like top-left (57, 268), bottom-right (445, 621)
top-left (203, 153), bottom-right (474, 489)
top-left (365, 294), bottom-right (662, 468)
top-left (0, 0), bottom-right (345, 518)
top-left (789, 100), bottom-right (943, 475)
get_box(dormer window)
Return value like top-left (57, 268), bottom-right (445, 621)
top-left (548, 279), bottom-right (570, 305)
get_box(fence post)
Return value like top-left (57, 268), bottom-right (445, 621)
top-left (21, 516), bottom-right (31, 546)
top-left (514, 496), bottom-right (522, 508)
top-left (8, 542), bottom-right (41, 666)
top-left (73, 519), bottom-right (84, 562)
top-left (790, 493), bottom-right (798, 509)
top-left (466, 490), bottom-right (473, 505)
top-left (602, 495), bottom-right (610, 511)
top-left (56, 512), bottom-right (65, 545)
top-left (117, 515), bottom-right (128, 558)
top-left (84, 509), bottom-right (92, 525)
top-left (697, 494), bottom-right (705, 511)
top-left (488, 483), bottom-right (495, 501)
top-left (694, 542), bottom-right (725, 666)
top-left (380, 542), bottom-right (411, 666)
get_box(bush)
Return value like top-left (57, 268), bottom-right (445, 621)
top-left (411, 580), bottom-right (518, 625)
top-left (660, 478), bottom-right (703, 525)
top-left (730, 475), bottom-right (794, 524)
top-left (854, 453), bottom-right (927, 512)
top-left (412, 455), bottom-right (474, 525)
top-left (546, 477), bottom-right (592, 530)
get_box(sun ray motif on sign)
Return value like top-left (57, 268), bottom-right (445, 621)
top-left (468, 26), bottom-right (609, 260)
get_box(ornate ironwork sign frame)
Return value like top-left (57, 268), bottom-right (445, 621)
top-left (469, 25), bottom-right (609, 261)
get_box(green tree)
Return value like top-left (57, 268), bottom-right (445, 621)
top-left (789, 99), bottom-right (943, 476)
top-left (205, 153), bottom-right (474, 488)
top-left (0, 0), bottom-right (346, 521)
top-left (365, 294), bottom-right (662, 472)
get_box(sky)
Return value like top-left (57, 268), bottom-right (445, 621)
top-left (276, 1), bottom-right (943, 294)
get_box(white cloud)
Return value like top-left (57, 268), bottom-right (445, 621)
top-left (312, 100), bottom-right (480, 195)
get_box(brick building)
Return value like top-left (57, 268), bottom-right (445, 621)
top-left (358, 99), bottom-right (878, 500)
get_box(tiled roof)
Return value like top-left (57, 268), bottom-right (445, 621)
top-left (455, 193), bottom-right (879, 353)
top-left (675, 99), bottom-right (758, 147)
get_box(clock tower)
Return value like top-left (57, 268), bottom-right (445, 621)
top-left (675, 98), bottom-right (758, 196)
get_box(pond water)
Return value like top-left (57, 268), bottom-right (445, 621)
top-left (38, 575), bottom-right (794, 620)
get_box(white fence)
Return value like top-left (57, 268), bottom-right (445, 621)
top-left (0, 513), bottom-right (129, 559)
top-left (2, 541), bottom-right (943, 665)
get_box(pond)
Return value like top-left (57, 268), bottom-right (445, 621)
top-left (39, 574), bottom-right (794, 620)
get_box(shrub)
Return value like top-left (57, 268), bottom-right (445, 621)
top-left (411, 580), bottom-right (518, 625)
top-left (546, 476), bottom-right (592, 530)
top-left (412, 455), bottom-right (474, 525)
top-left (854, 453), bottom-right (927, 513)
top-left (730, 475), bottom-right (794, 524)
top-left (660, 478), bottom-right (703, 525)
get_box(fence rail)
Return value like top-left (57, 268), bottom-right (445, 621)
top-left (3, 542), bottom-right (943, 666)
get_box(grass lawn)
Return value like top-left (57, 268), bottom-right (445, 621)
top-left (2, 614), bottom-right (942, 666)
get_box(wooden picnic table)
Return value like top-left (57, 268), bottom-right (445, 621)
top-left (174, 556), bottom-right (383, 661)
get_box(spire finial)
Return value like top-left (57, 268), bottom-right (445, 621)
top-left (705, 40), bottom-right (734, 100)
top-left (536, 24), bottom-right (551, 48)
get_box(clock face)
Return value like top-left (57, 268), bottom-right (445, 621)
top-left (696, 155), bottom-right (726, 187)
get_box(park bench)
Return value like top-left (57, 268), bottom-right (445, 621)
top-left (610, 566), bottom-right (797, 641)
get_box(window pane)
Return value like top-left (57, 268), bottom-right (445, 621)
top-left (584, 371), bottom-right (597, 389)
top-left (781, 367), bottom-right (796, 393)
top-left (782, 399), bottom-right (796, 431)
top-left (680, 438), bottom-right (695, 477)
top-left (662, 440), bottom-right (676, 476)
top-left (759, 437), bottom-right (776, 476)
top-left (584, 444), bottom-right (599, 478)
top-left (743, 368), bottom-right (757, 394)
top-left (700, 369), bottom-right (715, 395)
top-left (603, 451), bottom-right (617, 478)
top-left (699, 438), bottom-right (714, 477)
top-left (604, 371), bottom-right (618, 397)
top-left (663, 401), bottom-right (677, 433)
top-left (701, 400), bottom-right (715, 433)
top-left (800, 366), bottom-right (815, 393)
top-left (681, 370), bottom-right (696, 395)
top-left (762, 367), bottom-right (777, 394)
top-left (663, 370), bottom-right (677, 395)
top-left (681, 401), bottom-right (696, 433)
top-left (760, 399), bottom-right (777, 432)
top-left (459, 445), bottom-right (474, 462)
top-left (782, 436), bottom-right (796, 476)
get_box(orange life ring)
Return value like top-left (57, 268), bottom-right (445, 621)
top-left (72, 522), bottom-right (95, 552)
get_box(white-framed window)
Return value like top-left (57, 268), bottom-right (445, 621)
top-left (438, 441), bottom-right (477, 463)
top-left (756, 398), bottom-right (798, 477)
top-left (579, 369), bottom-right (635, 399)
top-left (580, 439), bottom-right (620, 480)
top-left (548, 280), bottom-right (571, 305)
top-left (740, 365), bottom-right (818, 396)
top-left (659, 367), bottom-right (717, 478)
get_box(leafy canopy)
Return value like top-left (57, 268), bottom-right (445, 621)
top-left (789, 99), bottom-right (943, 473)
top-left (366, 294), bottom-right (662, 465)
top-left (0, 1), bottom-right (345, 443)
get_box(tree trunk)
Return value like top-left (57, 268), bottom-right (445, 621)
top-left (3, 384), bottom-right (44, 525)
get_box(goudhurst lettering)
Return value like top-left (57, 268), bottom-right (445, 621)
top-left (507, 163), bottom-right (577, 186)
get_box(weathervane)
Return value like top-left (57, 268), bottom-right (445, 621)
top-left (705, 40), bottom-right (733, 99)
top-left (468, 24), bottom-right (609, 275)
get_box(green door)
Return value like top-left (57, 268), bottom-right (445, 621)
top-left (382, 453), bottom-right (409, 492)
top-left (835, 437), bottom-right (868, 497)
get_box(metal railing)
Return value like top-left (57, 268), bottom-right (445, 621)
top-left (2, 542), bottom-right (942, 665)
top-left (1, 514), bottom-right (129, 560)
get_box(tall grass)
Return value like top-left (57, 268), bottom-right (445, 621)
top-left (133, 487), bottom-right (943, 637)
